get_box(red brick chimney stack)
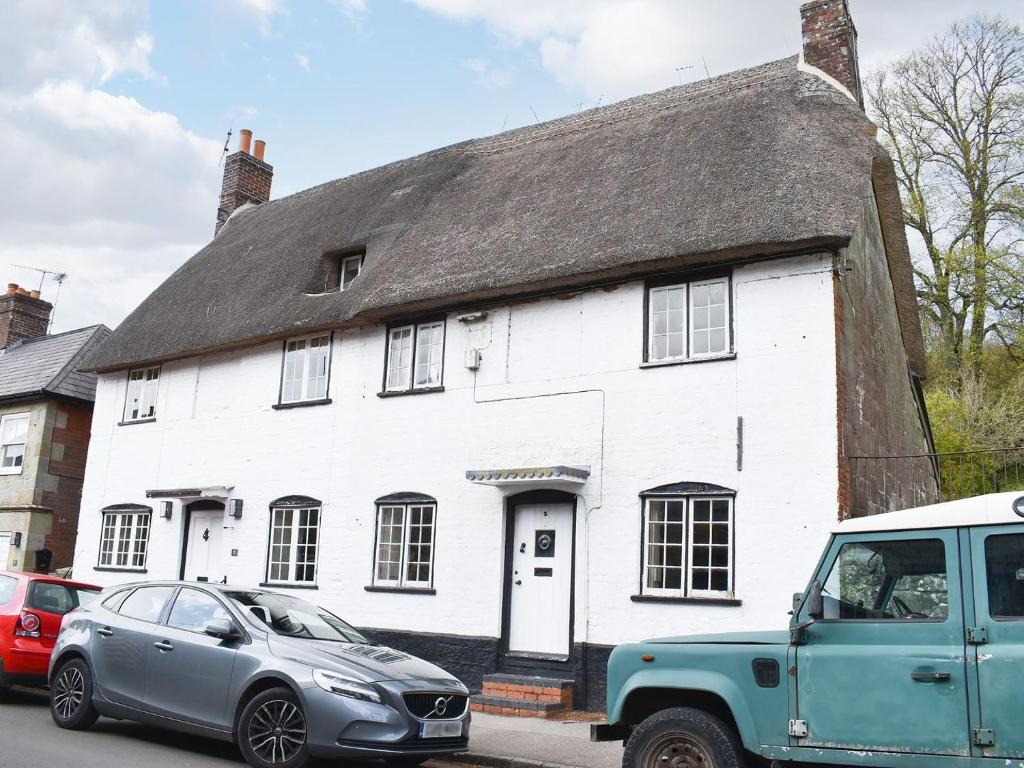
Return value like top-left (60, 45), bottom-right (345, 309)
top-left (800, 0), bottom-right (863, 108)
top-left (215, 128), bottom-right (273, 235)
top-left (0, 282), bottom-right (53, 348)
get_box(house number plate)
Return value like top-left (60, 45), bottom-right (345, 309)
top-left (420, 720), bottom-right (464, 739)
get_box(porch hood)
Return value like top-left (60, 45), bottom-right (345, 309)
top-left (465, 465), bottom-right (590, 491)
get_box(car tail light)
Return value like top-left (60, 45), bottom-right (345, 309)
top-left (15, 612), bottom-right (41, 638)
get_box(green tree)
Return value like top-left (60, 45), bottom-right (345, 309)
top-left (867, 15), bottom-right (1024, 379)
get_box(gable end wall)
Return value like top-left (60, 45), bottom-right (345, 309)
top-left (836, 187), bottom-right (939, 517)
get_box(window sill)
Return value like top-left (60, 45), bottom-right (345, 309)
top-left (640, 353), bottom-right (736, 369)
top-left (377, 386), bottom-right (445, 399)
top-left (258, 582), bottom-right (319, 590)
top-left (94, 566), bottom-right (148, 574)
top-left (118, 417), bottom-right (157, 426)
top-left (364, 585), bottom-right (436, 595)
top-left (0, 468), bottom-right (24, 476)
top-left (631, 594), bottom-right (742, 607)
top-left (272, 398), bottom-right (332, 410)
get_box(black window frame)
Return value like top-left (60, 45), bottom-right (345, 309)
top-left (274, 331), bottom-right (334, 409)
top-left (379, 316), bottom-right (447, 397)
top-left (642, 268), bottom-right (735, 365)
top-left (368, 492), bottom-right (438, 594)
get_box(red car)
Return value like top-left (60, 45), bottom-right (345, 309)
top-left (0, 570), bottom-right (101, 690)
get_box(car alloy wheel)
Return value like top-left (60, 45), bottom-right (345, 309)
top-left (247, 699), bottom-right (307, 764)
top-left (52, 666), bottom-right (86, 720)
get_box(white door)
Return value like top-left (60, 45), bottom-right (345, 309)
top-left (0, 533), bottom-right (11, 569)
top-left (184, 510), bottom-right (225, 583)
top-left (508, 503), bottom-right (574, 657)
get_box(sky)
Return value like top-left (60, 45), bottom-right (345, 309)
top-left (1, 0), bottom-right (1022, 334)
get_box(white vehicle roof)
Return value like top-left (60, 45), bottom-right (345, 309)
top-left (833, 491), bottom-right (1024, 534)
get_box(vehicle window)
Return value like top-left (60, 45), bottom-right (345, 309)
top-left (985, 533), bottom-right (1024, 619)
top-left (0, 575), bottom-right (17, 606)
top-left (102, 589), bottom-right (132, 612)
top-left (822, 538), bottom-right (948, 621)
top-left (224, 591), bottom-right (368, 643)
top-left (26, 581), bottom-right (101, 616)
top-left (118, 586), bottom-right (175, 623)
top-left (167, 588), bottom-right (231, 632)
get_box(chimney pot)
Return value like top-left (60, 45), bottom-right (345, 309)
top-left (254, 139), bottom-right (266, 162)
top-left (800, 0), bottom-right (863, 108)
top-left (1, 279), bottom-right (52, 347)
top-left (239, 128), bottom-right (253, 154)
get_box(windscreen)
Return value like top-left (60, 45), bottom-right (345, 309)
top-left (224, 590), bottom-right (369, 643)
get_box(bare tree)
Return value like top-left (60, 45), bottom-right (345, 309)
top-left (867, 15), bottom-right (1024, 379)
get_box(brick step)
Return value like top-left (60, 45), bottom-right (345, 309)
top-left (478, 673), bottom-right (573, 712)
top-left (469, 693), bottom-right (570, 718)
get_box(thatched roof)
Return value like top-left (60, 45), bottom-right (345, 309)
top-left (85, 56), bottom-right (924, 374)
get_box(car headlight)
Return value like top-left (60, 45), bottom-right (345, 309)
top-left (312, 669), bottom-right (382, 704)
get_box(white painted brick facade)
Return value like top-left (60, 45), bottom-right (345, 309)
top-left (75, 253), bottom-right (839, 646)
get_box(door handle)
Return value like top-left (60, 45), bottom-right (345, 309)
top-left (96, 627), bottom-right (113, 637)
top-left (153, 641), bottom-right (174, 652)
top-left (911, 671), bottom-right (951, 682)
top-left (514, 580), bottom-right (522, 586)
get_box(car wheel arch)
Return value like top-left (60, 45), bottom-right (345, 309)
top-left (622, 687), bottom-right (742, 744)
top-left (48, 649), bottom-right (93, 686)
top-left (232, 675), bottom-right (305, 737)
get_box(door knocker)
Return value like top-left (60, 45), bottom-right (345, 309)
top-left (202, 528), bottom-right (210, 542)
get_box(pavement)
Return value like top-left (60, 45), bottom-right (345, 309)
top-left (0, 686), bottom-right (621, 768)
top-left (437, 712), bottom-right (621, 768)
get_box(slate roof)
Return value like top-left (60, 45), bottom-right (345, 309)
top-left (84, 56), bottom-right (925, 374)
top-left (0, 325), bottom-right (112, 404)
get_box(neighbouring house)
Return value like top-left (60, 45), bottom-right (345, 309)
top-left (74, 1), bottom-right (938, 712)
top-left (0, 283), bottom-right (110, 573)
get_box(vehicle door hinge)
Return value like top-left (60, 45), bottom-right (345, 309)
top-left (972, 729), bottom-right (995, 747)
top-left (967, 626), bottom-right (989, 645)
top-left (789, 720), bottom-right (808, 738)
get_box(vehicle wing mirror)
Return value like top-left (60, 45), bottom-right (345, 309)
top-left (204, 618), bottom-right (239, 640)
top-left (806, 579), bottom-right (824, 619)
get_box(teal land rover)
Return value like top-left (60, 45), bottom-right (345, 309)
top-left (593, 491), bottom-right (1024, 768)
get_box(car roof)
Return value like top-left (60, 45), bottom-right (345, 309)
top-left (100, 580), bottom-right (277, 594)
top-left (0, 570), bottom-right (100, 590)
top-left (833, 491), bottom-right (1024, 534)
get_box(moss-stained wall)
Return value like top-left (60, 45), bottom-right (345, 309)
top-left (836, 187), bottom-right (939, 517)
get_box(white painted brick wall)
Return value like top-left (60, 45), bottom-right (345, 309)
top-left (75, 254), bottom-right (839, 645)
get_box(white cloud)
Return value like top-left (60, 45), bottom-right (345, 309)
top-left (0, 2), bottom-right (223, 333)
top-left (329, 0), bottom-right (368, 22)
top-left (0, 0), bottom-right (160, 91)
top-left (238, 105), bottom-right (260, 119)
top-left (406, 0), bottom-right (1024, 99)
top-left (226, 0), bottom-right (286, 37)
top-left (461, 57), bottom-right (516, 88)
top-left (294, 52), bottom-right (312, 72)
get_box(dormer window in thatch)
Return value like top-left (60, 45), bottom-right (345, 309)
top-left (326, 249), bottom-right (365, 292)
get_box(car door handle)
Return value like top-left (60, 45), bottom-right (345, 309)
top-left (911, 671), bottom-right (951, 682)
top-left (96, 627), bottom-right (113, 637)
top-left (153, 641), bottom-right (174, 652)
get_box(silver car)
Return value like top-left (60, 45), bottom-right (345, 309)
top-left (47, 581), bottom-right (470, 768)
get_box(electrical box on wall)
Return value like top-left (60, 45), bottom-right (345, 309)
top-left (464, 349), bottom-right (481, 370)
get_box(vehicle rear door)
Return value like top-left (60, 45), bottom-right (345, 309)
top-left (794, 529), bottom-right (970, 757)
top-left (967, 524), bottom-right (1024, 759)
top-left (144, 587), bottom-right (240, 729)
top-left (90, 585), bottom-right (175, 709)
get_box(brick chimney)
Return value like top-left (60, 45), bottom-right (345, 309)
top-left (1, 283), bottom-right (53, 348)
top-left (215, 129), bottom-right (273, 234)
top-left (800, 0), bottom-right (863, 107)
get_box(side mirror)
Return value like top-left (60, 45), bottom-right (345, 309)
top-left (806, 579), bottom-right (824, 619)
top-left (204, 618), bottom-right (239, 640)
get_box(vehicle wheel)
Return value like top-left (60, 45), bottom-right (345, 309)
top-left (238, 687), bottom-right (311, 768)
top-left (49, 658), bottom-right (99, 730)
top-left (623, 707), bottom-right (743, 768)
